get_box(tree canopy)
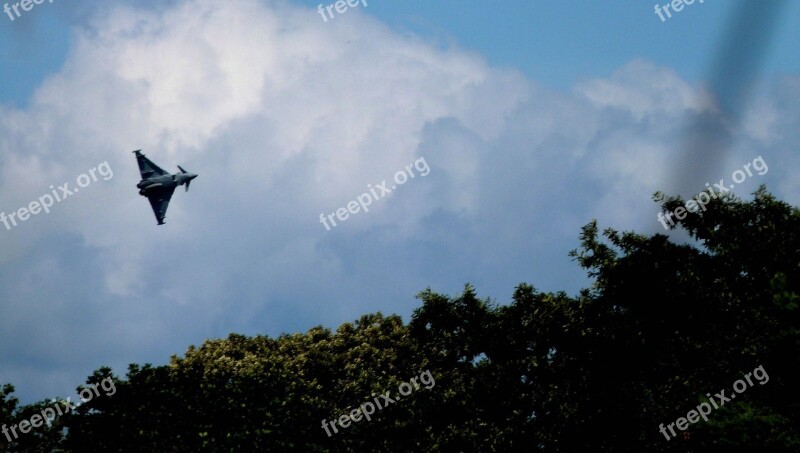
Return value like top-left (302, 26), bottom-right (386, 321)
top-left (3, 186), bottom-right (798, 451)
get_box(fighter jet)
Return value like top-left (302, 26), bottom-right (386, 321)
top-left (133, 150), bottom-right (197, 225)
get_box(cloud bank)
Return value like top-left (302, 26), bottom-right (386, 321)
top-left (0, 0), bottom-right (797, 402)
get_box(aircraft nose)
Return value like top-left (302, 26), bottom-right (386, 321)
top-left (187, 173), bottom-right (198, 180)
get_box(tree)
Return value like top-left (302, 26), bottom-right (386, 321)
top-left (4, 186), bottom-right (798, 451)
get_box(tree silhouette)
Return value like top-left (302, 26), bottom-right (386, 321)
top-left (2, 186), bottom-right (798, 451)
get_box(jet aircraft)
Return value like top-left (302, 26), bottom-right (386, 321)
top-left (133, 150), bottom-right (197, 225)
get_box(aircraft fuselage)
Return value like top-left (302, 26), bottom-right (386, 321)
top-left (137, 173), bottom-right (195, 196)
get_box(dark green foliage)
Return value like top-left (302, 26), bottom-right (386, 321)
top-left (2, 187), bottom-right (798, 451)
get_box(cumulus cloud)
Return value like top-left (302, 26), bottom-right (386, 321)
top-left (0, 0), bottom-right (796, 402)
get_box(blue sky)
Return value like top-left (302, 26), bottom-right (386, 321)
top-left (5, 1), bottom-right (800, 106)
top-left (1, 0), bottom-right (799, 404)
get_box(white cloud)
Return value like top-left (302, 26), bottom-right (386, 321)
top-left (575, 59), bottom-right (717, 121)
